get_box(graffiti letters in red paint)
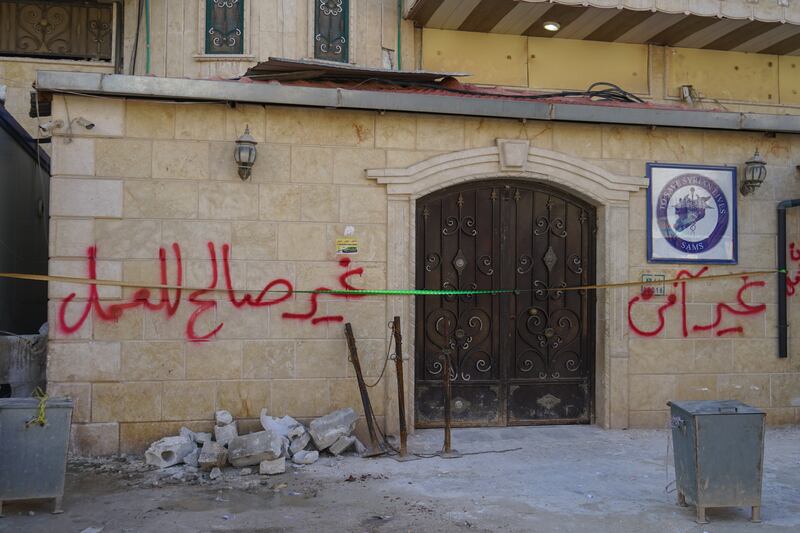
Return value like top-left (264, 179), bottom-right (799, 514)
top-left (628, 267), bottom-right (766, 338)
top-left (787, 241), bottom-right (800, 297)
top-left (57, 243), bottom-right (364, 341)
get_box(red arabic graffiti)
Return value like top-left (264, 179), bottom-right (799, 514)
top-left (787, 241), bottom-right (800, 297)
top-left (58, 243), bottom-right (364, 341)
top-left (628, 267), bottom-right (766, 338)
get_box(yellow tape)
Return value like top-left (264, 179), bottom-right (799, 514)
top-left (0, 269), bottom-right (780, 294)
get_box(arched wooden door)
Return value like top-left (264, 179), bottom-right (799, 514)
top-left (415, 180), bottom-right (596, 427)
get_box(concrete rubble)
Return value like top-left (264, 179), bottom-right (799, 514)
top-left (144, 436), bottom-right (195, 468)
top-left (215, 410), bottom-right (234, 426)
top-left (259, 457), bottom-right (286, 475)
top-left (309, 408), bottom-right (359, 450)
top-left (214, 422), bottom-right (238, 447)
top-left (142, 406), bottom-right (362, 481)
top-left (198, 440), bottom-right (227, 471)
top-left (183, 448), bottom-right (199, 468)
top-left (228, 430), bottom-right (284, 467)
top-left (329, 435), bottom-right (356, 456)
top-left (292, 450), bottom-right (319, 465)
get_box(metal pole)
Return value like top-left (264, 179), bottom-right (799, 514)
top-left (344, 323), bottom-right (385, 457)
top-left (777, 199), bottom-right (800, 358)
top-left (443, 344), bottom-right (452, 452)
top-left (440, 321), bottom-right (460, 459)
top-left (392, 316), bottom-right (409, 458)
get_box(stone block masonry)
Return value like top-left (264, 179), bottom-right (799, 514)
top-left (46, 95), bottom-right (800, 455)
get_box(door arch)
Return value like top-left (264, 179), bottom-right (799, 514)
top-left (414, 180), bottom-right (596, 426)
top-left (368, 139), bottom-right (648, 432)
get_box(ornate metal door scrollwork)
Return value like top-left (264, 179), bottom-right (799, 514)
top-left (416, 181), bottom-right (595, 426)
top-left (424, 308), bottom-right (492, 382)
top-left (0, 1), bottom-right (116, 61)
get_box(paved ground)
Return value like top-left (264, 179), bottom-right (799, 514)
top-left (1, 426), bottom-right (798, 532)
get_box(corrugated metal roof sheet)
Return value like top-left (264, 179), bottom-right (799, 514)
top-left (238, 59), bottom-right (708, 112)
top-left (243, 57), bottom-right (469, 82)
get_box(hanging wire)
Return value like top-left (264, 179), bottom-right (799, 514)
top-left (240, 74), bottom-right (646, 104)
top-left (364, 321), bottom-right (395, 388)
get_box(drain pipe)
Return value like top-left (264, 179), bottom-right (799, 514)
top-left (778, 199), bottom-right (800, 358)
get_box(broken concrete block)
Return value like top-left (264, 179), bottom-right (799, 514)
top-left (353, 438), bottom-right (366, 456)
top-left (309, 408), bottom-right (358, 450)
top-left (259, 457), bottom-right (286, 475)
top-left (329, 435), bottom-right (356, 456)
top-left (240, 468), bottom-right (253, 476)
top-left (214, 422), bottom-right (238, 447)
top-left (292, 450), bottom-right (319, 465)
top-left (287, 424), bottom-right (306, 440)
top-left (198, 440), bottom-right (228, 471)
top-left (183, 447), bottom-right (200, 467)
top-left (215, 410), bottom-right (233, 426)
top-left (260, 408), bottom-right (302, 438)
top-left (209, 467), bottom-right (222, 480)
top-left (281, 436), bottom-right (290, 458)
top-left (227, 430), bottom-right (283, 467)
top-left (289, 431), bottom-right (311, 455)
top-left (178, 427), bottom-right (211, 445)
top-left (144, 436), bottom-right (195, 468)
top-left (178, 427), bottom-right (212, 446)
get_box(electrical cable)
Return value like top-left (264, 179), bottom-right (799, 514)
top-left (364, 321), bottom-right (395, 388)
top-left (130, 0), bottom-right (143, 75)
top-left (241, 74), bottom-right (646, 104)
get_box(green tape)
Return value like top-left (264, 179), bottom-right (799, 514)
top-left (300, 289), bottom-right (518, 296)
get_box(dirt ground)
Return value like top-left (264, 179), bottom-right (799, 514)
top-left (1, 425), bottom-right (798, 533)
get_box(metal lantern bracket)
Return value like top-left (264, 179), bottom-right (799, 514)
top-left (740, 148), bottom-right (767, 196)
top-left (234, 125), bottom-right (257, 180)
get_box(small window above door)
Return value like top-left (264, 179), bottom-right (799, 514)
top-left (205, 0), bottom-right (245, 55)
top-left (314, 0), bottom-right (349, 63)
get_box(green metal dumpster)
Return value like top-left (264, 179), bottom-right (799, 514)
top-left (668, 399), bottom-right (765, 524)
top-left (0, 397), bottom-right (73, 516)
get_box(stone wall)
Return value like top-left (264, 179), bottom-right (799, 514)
top-left (0, 59), bottom-right (113, 138)
top-left (120, 0), bottom-right (415, 78)
top-left (46, 94), bottom-right (800, 455)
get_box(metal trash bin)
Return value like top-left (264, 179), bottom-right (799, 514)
top-left (668, 399), bottom-right (765, 524)
top-left (0, 397), bottom-right (73, 516)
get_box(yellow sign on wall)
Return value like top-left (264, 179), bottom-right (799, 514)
top-left (335, 238), bottom-right (358, 255)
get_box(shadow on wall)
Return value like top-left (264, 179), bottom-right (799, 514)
top-left (0, 324), bottom-right (47, 398)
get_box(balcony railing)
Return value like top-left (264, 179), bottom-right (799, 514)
top-left (0, 0), bottom-right (116, 62)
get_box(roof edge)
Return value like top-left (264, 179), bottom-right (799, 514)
top-left (35, 71), bottom-right (800, 134)
top-left (0, 102), bottom-right (51, 173)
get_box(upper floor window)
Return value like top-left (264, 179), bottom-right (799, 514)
top-left (314, 0), bottom-right (348, 63)
top-left (0, 0), bottom-right (115, 62)
top-left (205, 0), bottom-right (244, 55)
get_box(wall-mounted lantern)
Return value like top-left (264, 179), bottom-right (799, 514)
top-left (740, 148), bottom-right (766, 196)
top-left (234, 125), bottom-right (257, 181)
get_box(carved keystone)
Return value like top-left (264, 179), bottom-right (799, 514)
top-left (497, 139), bottom-right (530, 171)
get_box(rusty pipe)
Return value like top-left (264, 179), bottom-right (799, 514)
top-left (392, 316), bottom-right (408, 457)
top-left (344, 322), bottom-right (384, 457)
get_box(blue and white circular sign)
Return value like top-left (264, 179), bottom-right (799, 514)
top-left (656, 173), bottom-right (728, 254)
top-left (648, 165), bottom-right (737, 263)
